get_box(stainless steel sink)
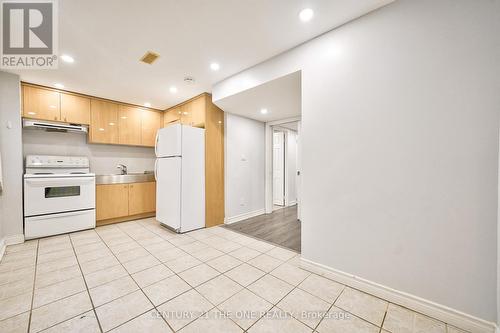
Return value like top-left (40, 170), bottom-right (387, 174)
top-left (96, 172), bottom-right (155, 185)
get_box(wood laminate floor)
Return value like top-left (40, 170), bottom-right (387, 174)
top-left (223, 205), bottom-right (301, 252)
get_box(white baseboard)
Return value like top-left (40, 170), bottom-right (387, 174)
top-left (225, 209), bottom-right (266, 224)
top-left (300, 257), bottom-right (496, 333)
top-left (0, 234), bottom-right (25, 262)
top-left (0, 238), bottom-right (5, 262)
top-left (5, 234), bottom-right (24, 245)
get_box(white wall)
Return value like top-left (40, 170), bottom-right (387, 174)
top-left (224, 113), bottom-right (265, 221)
top-left (286, 130), bottom-right (297, 205)
top-left (214, 0), bottom-right (500, 324)
top-left (22, 130), bottom-right (155, 175)
top-left (0, 71), bottom-right (24, 239)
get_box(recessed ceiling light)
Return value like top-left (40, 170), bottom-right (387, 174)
top-left (144, 102), bottom-right (151, 107)
top-left (60, 54), bottom-right (74, 63)
top-left (260, 108), bottom-right (268, 114)
top-left (299, 8), bottom-right (314, 22)
top-left (210, 62), bottom-right (220, 71)
top-left (54, 83), bottom-right (64, 89)
top-left (169, 86), bottom-right (178, 94)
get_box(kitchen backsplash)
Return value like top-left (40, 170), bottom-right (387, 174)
top-left (22, 129), bottom-right (155, 175)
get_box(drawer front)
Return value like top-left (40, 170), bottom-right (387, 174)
top-left (25, 209), bottom-right (95, 239)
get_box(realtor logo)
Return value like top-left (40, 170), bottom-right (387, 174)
top-left (1, 0), bottom-right (58, 69)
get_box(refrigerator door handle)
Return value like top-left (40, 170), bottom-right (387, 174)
top-left (154, 131), bottom-right (159, 157)
top-left (154, 159), bottom-right (158, 181)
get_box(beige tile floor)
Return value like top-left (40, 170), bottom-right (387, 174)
top-left (0, 218), bottom-right (468, 333)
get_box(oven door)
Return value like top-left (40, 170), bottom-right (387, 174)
top-left (24, 175), bottom-right (95, 216)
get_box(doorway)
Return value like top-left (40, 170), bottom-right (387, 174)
top-left (215, 71), bottom-right (302, 251)
top-left (271, 121), bottom-right (300, 214)
top-left (225, 120), bottom-right (301, 252)
top-left (273, 130), bottom-right (286, 208)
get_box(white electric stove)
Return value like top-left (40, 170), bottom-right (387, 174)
top-left (24, 155), bottom-right (96, 239)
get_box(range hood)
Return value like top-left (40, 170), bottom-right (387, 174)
top-left (23, 119), bottom-right (88, 133)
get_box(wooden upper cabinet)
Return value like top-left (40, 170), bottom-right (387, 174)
top-left (163, 107), bottom-right (181, 127)
top-left (141, 109), bottom-right (161, 146)
top-left (165, 94), bottom-right (207, 129)
top-left (190, 95), bottom-right (206, 127)
top-left (60, 93), bottom-right (90, 124)
top-left (180, 103), bottom-right (193, 126)
top-left (128, 182), bottom-right (156, 215)
top-left (89, 99), bottom-right (119, 144)
top-left (118, 105), bottom-right (142, 146)
top-left (22, 85), bottom-right (90, 125)
top-left (23, 85), bottom-right (60, 121)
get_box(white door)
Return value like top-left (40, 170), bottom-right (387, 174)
top-left (156, 124), bottom-right (182, 158)
top-left (156, 157), bottom-right (182, 231)
top-left (273, 131), bottom-right (285, 206)
top-left (285, 130), bottom-right (297, 206)
top-left (296, 121), bottom-right (302, 220)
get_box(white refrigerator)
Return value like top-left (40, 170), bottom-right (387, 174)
top-left (155, 124), bottom-right (205, 233)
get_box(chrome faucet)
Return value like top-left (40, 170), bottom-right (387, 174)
top-left (116, 164), bottom-right (128, 175)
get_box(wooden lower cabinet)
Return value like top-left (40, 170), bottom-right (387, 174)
top-left (128, 182), bottom-right (156, 215)
top-left (96, 181), bottom-right (156, 225)
top-left (96, 184), bottom-right (129, 221)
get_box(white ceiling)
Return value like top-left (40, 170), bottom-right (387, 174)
top-left (6, 0), bottom-right (392, 109)
top-left (215, 71), bottom-right (301, 122)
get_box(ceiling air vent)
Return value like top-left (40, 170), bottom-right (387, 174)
top-left (140, 51), bottom-right (159, 64)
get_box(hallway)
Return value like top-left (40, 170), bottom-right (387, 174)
top-left (224, 206), bottom-right (300, 252)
